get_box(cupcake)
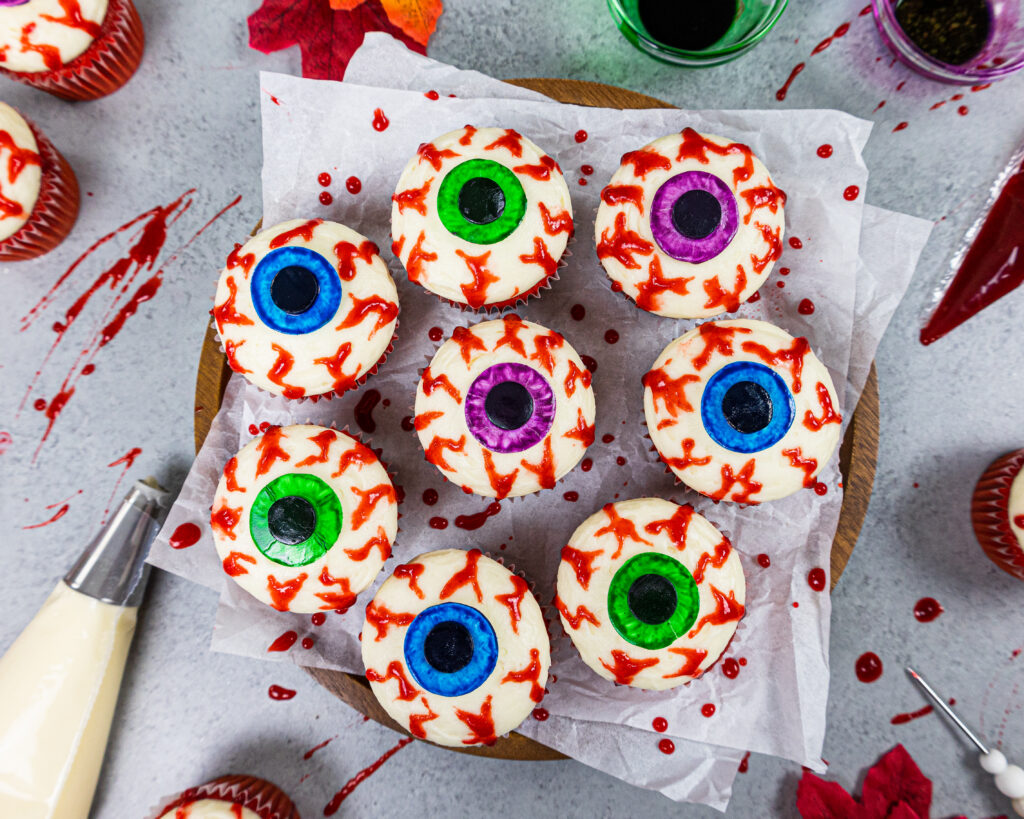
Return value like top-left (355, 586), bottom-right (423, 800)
top-left (414, 316), bottom-right (595, 498)
top-left (391, 125), bottom-right (573, 310)
top-left (213, 219), bottom-right (399, 400)
top-left (211, 424), bottom-right (398, 614)
top-left (643, 319), bottom-right (841, 503)
top-left (151, 774), bottom-right (299, 819)
top-left (362, 548), bottom-right (549, 746)
top-left (556, 498), bottom-right (745, 690)
top-left (0, 102), bottom-right (78, 261)
top-left (0, 0), bottom-right (144, 101)
top-left (972, 448), bottom-right (1024, 581)
top-left (596, 128), bottom-right (785, 318)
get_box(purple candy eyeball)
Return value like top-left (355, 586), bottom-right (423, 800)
top-left (650, 171), bottom-right (738, 263)
top-left (465, 362), bottom-right (555, 453)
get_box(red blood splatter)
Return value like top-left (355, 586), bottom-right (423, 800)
top-left (425, 89), bottom-right (439, 100)
top-left (653, 716), bottom-right (668, 732)
top-left (722, 658), bottom-right (740, 679)
top-left (817, 144), bottom-right (833, 158)
top-left (808, 567), bottom-right (827, 591)
top-left (563, 491), bottom-right (579, 502)
top-left (958, 105), bottom-right (969, 116)
top-left (429, 516), bottom-right (448, 529)
top-left (893, 121), bottom-right (909, 132)
top-left (354, 388), bottom-right (381, 433)
top-left (428, 326), bottom-right (443, 342)
top-left (574, 130), bottom-right (588, 143)
top-left (268, 685), bottom-right (296, 700)
top-left (303, 737), bottom-right (334, 759)
top-left (891, 705), bottom-right (934, 725)
top-left (169, 522), bottom-right (201, 549)
top-left (757, 553), bottom-right (771, 568)
top-left (311, 612), bottom-right (327, 626)
top-left (855, 651), bottom-right (883, 683)
top-left (701, 703), bottom-right (716, 717)
top-left (913, 597), bottom-right (943, 622)
top-left (454, 501), bottom-right (501, 531)
top-left (605, 329), bottom-right (619, 344)
top-left (532, 708), bottom-right (549, 721)
top-left (318, 172), bottom-right (332, 187)
top-left (345, 176), bottom-right (362, 194)
top-left (843, 185), bottom-right (860, 201)
top-left (322, 737), bottom-right (414, 815)
top-left (739, 751), bottom-right (751, 773)
top-left (658, 739), bottom-right (675, 755)
top-left (268, 630), bottom-right (298, 652)
top-left (372, 108), bottom-right (389, 131)
top-left (798, 298), bottom-right (816, 315)
top-left (581, 458), bottom-right (593, 472)
top-left (776, 63), bottom-right (805, 101)
top-left (581, 164), bottom-right (594, 175)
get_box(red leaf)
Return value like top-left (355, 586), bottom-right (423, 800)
top-left (796, 771), bottom-right (864, 819)
top-left (886, 803), bottom-right (923, 819)
top-left (248, 0), bottom-right (426, 82)
top-left (861, 745), bottom-right (932, 819)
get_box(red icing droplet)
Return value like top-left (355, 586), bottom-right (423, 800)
top-left (422, 488), bottom-right (439, 506)
top-left (319, 191), bottom-right (333, 206)
top-left (798, 298), bottom-right (816, 315)
top-left (581, 458), bottom-right (593, 472)
top-left (658, 738), bottom-right (675, 755)
top-left (268, 684), bottom-right (296, 700)
top-left (893, 121), bottom-right (909, 132)
top-left (789, 237), bottom-right (803, 249)
top-left (739, 751), bottom-right (751, 773)
top-left (33, 399), bottom-right (46, 411)
top-left (652, 716), bottom-right (668, 732)
top-left (429, 516), bottom-right (448, 530)
top-left (958, 105), bottom-right (969, 116)
top-left (532, 707), bottom-right (549, 721)
top-left (757, 553), bottom-right (771, 568)
top-left (401, 415), bottom-right (414, 432)
top-left (616, 456), bottom-right (627, 466)
top-left (563, 491), bottom-right (579, 502)
top-left (372, 108), bottom-right (389, 131)
top-left (578, 178), bottom-right (588, 186)
top-left (318, 172), bottom-right (332, 187)
top-left (428, 326), bottom-right (443, 341)
top-left (855, 651), bottom-right (883, 683)
top-left (581, 164), bottom-right (594, 175)
top-left (722, 658), bottom-right (740, 679)
top-left (311, 612), bottom-right (327, 626)
top-left (913, 597), bottom-right (943, 622)
top-left (570, 304), bottom-right (585, 321)
top-left (808, 567), bottom-right (827, 592)
top-left (425, 90), bottom-right (440, 100)
top-left (602, 433), bottom-right (615, 444)
top-left (169, 522), bottom-right (201, 549)
top-left (814, 482), bottom-right (828, 496)
top-left (604, 329), bottom-right (619, 344)
top-left (346, 176), bottom-right (362, 195)
top-left (817, 144), bottom-right (833, 158)
top-left (843, 185), bottom-right (860, 201)
top-left (81, 364), bottom-right (95, 375)
top-left (268, 630), bottom-right (298, 652)
top-left (701, 703), bottom-right (716, 717)
top-left (581, 355), bottom-right (598, 373)
top-left (574, 130), bottom-right (588, 143)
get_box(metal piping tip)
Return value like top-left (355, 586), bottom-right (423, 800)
top-left (906, 667), bottom-right (989, 755)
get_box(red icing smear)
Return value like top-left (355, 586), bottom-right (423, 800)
top-left (658, 739), bottom-right (675, 755)
top-left (303, 736), bottom-right (335, 759)
top-left (268, 685), bottom-right (296, 700)
top-left (855, 651), bottom-right (883, 683)
top-left (17, 191), bottom-right (241, 458)
top-left (22, 489), bottom-right (81, 530)
top-left (372, 108), bottom-right (390, 131)
top-left (807, 567), bottom-right (827, 592)
top-left (454, 502), bottom-right (501, 530)
top-left (893, 121), bottom-right (909, 132)
top-left (775, 13), bottom-right (864, 101)
top-left (921, 158), bottom-right (1024, 344)
top-left (323, 738), bottom-right (414, 815)
top-left (891, 704), bottom-right (934, 725)
top-left (913, 597), bottom-right (943, 622)
top-left (101, 446), bottom-right (143, 525)
top-left (354, 388), bottom-right (381, 433)
top-left (739, 751), bottom-right (751, 773)
top-left (169, 522), bottom-right (201, 549)
top-left (268, 631), bottom-right (298, 652)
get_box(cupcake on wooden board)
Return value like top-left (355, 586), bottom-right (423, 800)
top-left (643, 319), bottom-right (841, 503)
top-left (362, 548), bottom-right (549, 747)
top-left (0, 0), bottom-right (144, 100)
top-left (596, 128), bottom-right (784, 318)
top-left (210, 424), bottom-right (398, 614)
top-left (150, 774), bottom-right (299, 819)
top-left (391, 125), bottom-right (573, 310)
top-left (213, 219), bottom-right (399, 400)
top-left (972, 448), bottom-right (1024, 581)
top-left (414, 316), bottom-right (595, 498)
top-left (0, 102), bottom-right (79, 261)
top-left (556, 498), bottom-right (745, 690)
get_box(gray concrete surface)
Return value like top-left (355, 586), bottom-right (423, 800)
top-left (1, 1), bottom-right (1022, 816)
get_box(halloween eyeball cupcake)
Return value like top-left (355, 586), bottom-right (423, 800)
top-left (644, 319), bottom-right (841, 503)
top-left (213, 219), bottom-right (399, 400)
top-left (414, 316), bottom-right (595, 498)
top-left (972, 449), bottom-right (1024, 581)
top-left (596, 128), bottom-right (785, 318)
top-left (0, 103), bottom-right (79, 262)
top-left (391, 125), bottom-right (573, 310)
top-left (362, 548), bottom-right (549, 747)
top-left (556, 498), bottom-right (744, 690)
top-left (210, 424), bottom-right (398, 614)
top-left (150, 775), bottom-right (299, 819)
top-left (0, 0), bottom-right (144, 101)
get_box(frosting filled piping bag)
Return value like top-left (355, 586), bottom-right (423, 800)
top-left (0, 478), bottom-right (167, 819)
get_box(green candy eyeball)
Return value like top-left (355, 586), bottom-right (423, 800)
top-left (607, 553), bottom-right (700, 650)
top-left (249, 473), bottom-right (343, 567)
top-left (436, 159), bottom-right (527, 244)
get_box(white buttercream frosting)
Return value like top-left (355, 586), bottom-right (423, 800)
top-left (211, 424), bottom-right (398, 614)
top-left (213, 219), bottom-right (399, 399)
top-left (595, 129), bottom-right (784, 319)
top-left (391, 125), bottom-right (573, 308)
top-left (0, 0), bottom-right (109, 74)
top-left (556, 498), bottom-right (745, 691)
top-left (0, 102), bottom-right (41, 242)
top-left (644, 318), bottom-right (842, 503)
top-left (362, 548), bottom-right (549, 747)
top-left (157, 800), bottom-right (261, 819)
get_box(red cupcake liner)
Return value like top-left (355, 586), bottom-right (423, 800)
top-left (971, 448), bottom-right (1024, 581)
top-left (151, 774), bottom-right (300, 819)
top-left (0, 0), bottom-right (144, 101)
top-left (0, 119), bottom-right (79, 262)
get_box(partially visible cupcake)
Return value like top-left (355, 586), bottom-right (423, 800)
top-left (0, 0), bottom-right (144, 101)
top-left (391, 125), bottom-right (573, 310)
top-left (414, 316), bottom-right (595, 498)
top-left (151, 774), bottom-right (299, 819)
top-left (972, 449), bottom-right (1024, 581)
top-left (213, 219), bottom-right (399, 400)
top-left (211, 424), bottom-right (399, 614)
top-left (0, 102), bottom-right (79, 261)
top-left (596, 128), bottom-right (784, 318)
top-left (643, 319), bottom-right (841, 503)
top-left (362, 548), bottom-right (549, 747)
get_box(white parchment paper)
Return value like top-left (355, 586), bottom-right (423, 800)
top-left (150, 40), bottom-right (933, 809)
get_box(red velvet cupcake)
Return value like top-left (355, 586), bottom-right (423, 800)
top-left (0, 102), bottom-right (79, 261)
top-left (0, 0), bottom-right (144, 101)
top-left (971, 448), bottom-right (1024, 581)
top-left (152, 775), bottom-right (300, 819)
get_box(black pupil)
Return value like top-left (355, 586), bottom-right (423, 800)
top-left (672, 189), bottom-right (722, 239)
top-left (722, 381), bottom-right (773, 434)
top-left (267, 495), bottom-right (317, 545)
top-left (424, 621), bottom-right (474, 673)
top-left (458, 177), bottom-right (506, 225)
top-left (628, 574), bottom-right (677, 625)
top-left (271, 265), bottom-right (320, 314)
top-left (637, 0), bottom-right (738, 51)
top-left (485, 381), bottom-right (534, 431)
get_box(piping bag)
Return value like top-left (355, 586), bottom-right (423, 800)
top-left (0, 478), bottom-right (167, 819)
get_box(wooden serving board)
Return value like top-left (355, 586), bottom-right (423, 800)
top-left (194, 78), bottom-right (879, 762)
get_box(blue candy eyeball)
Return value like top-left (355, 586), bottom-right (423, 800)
top-left (700, 361), bottom-right (794, 453)
top-left (250, 246), bottom-right (342, 335)
top-left (403, 602), bottom-right (498, 697)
